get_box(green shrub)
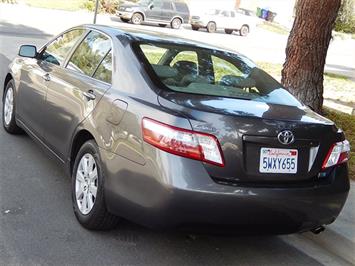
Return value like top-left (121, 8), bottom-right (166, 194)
top-left (100, 0), bottom-right (119, 14)
top-left (335, 0), bottom-right (355, 33)
top-left (82, 0), bottom-right (96, 11)
top-left (81, 0), bottom-right (119, 14)
top-left (0, 0), bottom-right (17, 3)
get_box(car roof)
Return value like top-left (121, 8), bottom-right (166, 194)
top-left (81, 24), bottom-right (242, 55)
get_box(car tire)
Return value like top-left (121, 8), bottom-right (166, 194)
top-left (72, 140), bottom-right (120, 230)
top-left (191, 25), bottom-right (199, 31)
top-left (171, 18), bottom-right (182, 29)
top-left (206, 21), bottom-right (217, 33)
top-left (240, 25), bottom-right (249, 36)
top-left (2, 79), bottom-right (22, 134)
top-left (131, 13), bottom-right (143, 25)
top-left (120, 18), bottom-right (130, 23)
top-left (225, 29), bottom-right (233, 34)
top-left (159, 24), bottom-right (167, 27)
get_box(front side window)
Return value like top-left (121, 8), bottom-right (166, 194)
top-left (221, 11), bottom-right (230, 17)
top-left (67, 31), bottom-right (111, 76)
top-left (152, 0), bottom-right (162, 8)
top-left (41, 29), bottom-right (85, 66)
top-left (136, 42), bottom-right (302, 107)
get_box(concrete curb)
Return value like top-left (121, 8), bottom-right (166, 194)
top-left (324, 99), bottom-right (355, 115)
top-left (302, 229), bottom-right (355, 265)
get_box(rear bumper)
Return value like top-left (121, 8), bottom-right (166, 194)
top-left (101, 149), bottom-right (350, 234)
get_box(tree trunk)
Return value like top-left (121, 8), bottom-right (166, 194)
top-left (281, 0), bottom-right (341, 113)
top-left (235, 0), bottom-right (241, 9)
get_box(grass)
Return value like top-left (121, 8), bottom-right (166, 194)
top-left (256, 61), bottom-right (355, 106)
top-left (323, 109), bottom-right (355, 180)
top-left (257, 21), bottom-right (290, 35)
top-left (23, 0), bottom-right (86, 11)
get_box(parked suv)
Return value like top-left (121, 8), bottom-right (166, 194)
top-left (116, 0), bottom-right (190, 29)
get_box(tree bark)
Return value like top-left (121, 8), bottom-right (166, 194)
top-left (281, 0), bottom-right (341, 113)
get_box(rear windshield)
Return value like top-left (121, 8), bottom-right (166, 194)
top-left (135, 42), bottom-right (302, 107)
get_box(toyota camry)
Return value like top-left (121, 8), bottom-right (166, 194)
top-left (2, 25), bottom-right (350, 234)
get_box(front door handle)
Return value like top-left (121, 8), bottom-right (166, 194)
top-left (82, 90), bottom-right (96, 101)
top-left (42, 73), bottom-right (51, 82)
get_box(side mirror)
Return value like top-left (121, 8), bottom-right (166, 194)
top-left (19, 45), bottom-right (37, 58)
top-left (149, 4), bottom-right (154, 9)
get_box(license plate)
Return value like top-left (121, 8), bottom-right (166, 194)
top-left (259, 148), bottom-right (298, 174)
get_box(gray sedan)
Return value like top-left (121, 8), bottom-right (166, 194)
top-left (2, 25), bottom-right (350, 234)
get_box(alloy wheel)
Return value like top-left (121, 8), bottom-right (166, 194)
top-left (3, 86), bottom-right (14, 126)
top-left (75, 153), bottom-right (99, 215)
top-left (132, 13), bottom-right (143, 25)
top-left (171, 18), bottom-right (182, 29)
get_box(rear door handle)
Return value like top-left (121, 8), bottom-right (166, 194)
top-left (42, 73), bottom-right (51, 82)
top-left (82, 90), bottom-right (96, 101)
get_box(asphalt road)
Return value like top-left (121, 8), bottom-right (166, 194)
top-left (0, 22), bottom-right (326, 266)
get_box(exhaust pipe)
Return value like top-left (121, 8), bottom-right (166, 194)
top-left (311, 226), bottom-right (325, 235)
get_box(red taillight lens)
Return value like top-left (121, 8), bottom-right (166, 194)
top-left (322, 140), bottom-right (350, 169)
top-left (142, 118), bottom-right (225, 167)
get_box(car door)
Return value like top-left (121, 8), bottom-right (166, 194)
top-left (145, 0), bottom-right (163, 21)
top-left (218, 10), bottom-right (231, 28)
top-left (160, 1), bottom-right (174, 22)
top-left (16, 29), bottom-right (85, 139)
top-left (234, 10), bottom-right (245, 29)
top-left (41, 30), bottom-right (112, 160)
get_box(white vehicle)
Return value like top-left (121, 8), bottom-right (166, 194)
top-left (191, 9), bottom-right (255, 36)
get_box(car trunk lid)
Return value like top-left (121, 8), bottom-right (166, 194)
top-left (158, 91), bottom-right (340, 185)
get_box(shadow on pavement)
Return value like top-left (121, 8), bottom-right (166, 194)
top-left (0, 53), bottom-right (10, 89)
top-left (0, 21), bottom-right (53, 38)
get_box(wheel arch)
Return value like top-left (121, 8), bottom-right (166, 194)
top-left (3, 73), bottom-right (14, 101)
top-left (170, 16), bottom-right (183, 24)
top-left (69, 129), bottom-right (96, 175)
top-left (133, 11), bottom-right (145, 21)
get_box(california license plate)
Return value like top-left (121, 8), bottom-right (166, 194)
top-left (259, 148), bottom-right (298, 174)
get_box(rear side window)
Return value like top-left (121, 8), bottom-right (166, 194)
top-left (41, 29), bottom-right (85, 66)
top-left (67, 31), bottom-right (111, 76)
top-left (174, 2), bottom-right (189, 13)
top-left (93, 50), bottom-right (112, 84)
top-left (136, 42), bottom-right (302, 107)
top-left (162, 1), bottom-right (173, 10)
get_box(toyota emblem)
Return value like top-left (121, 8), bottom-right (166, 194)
top-left (278, 130), bottom-right (295, 145)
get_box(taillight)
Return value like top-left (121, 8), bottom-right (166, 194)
top-left (322, 140), bottom-right (350, 169)
top-left (142, 118), bottom-right (225, 167)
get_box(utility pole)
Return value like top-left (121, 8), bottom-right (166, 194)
top-left (93, 0), bottom-right (99, 24)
